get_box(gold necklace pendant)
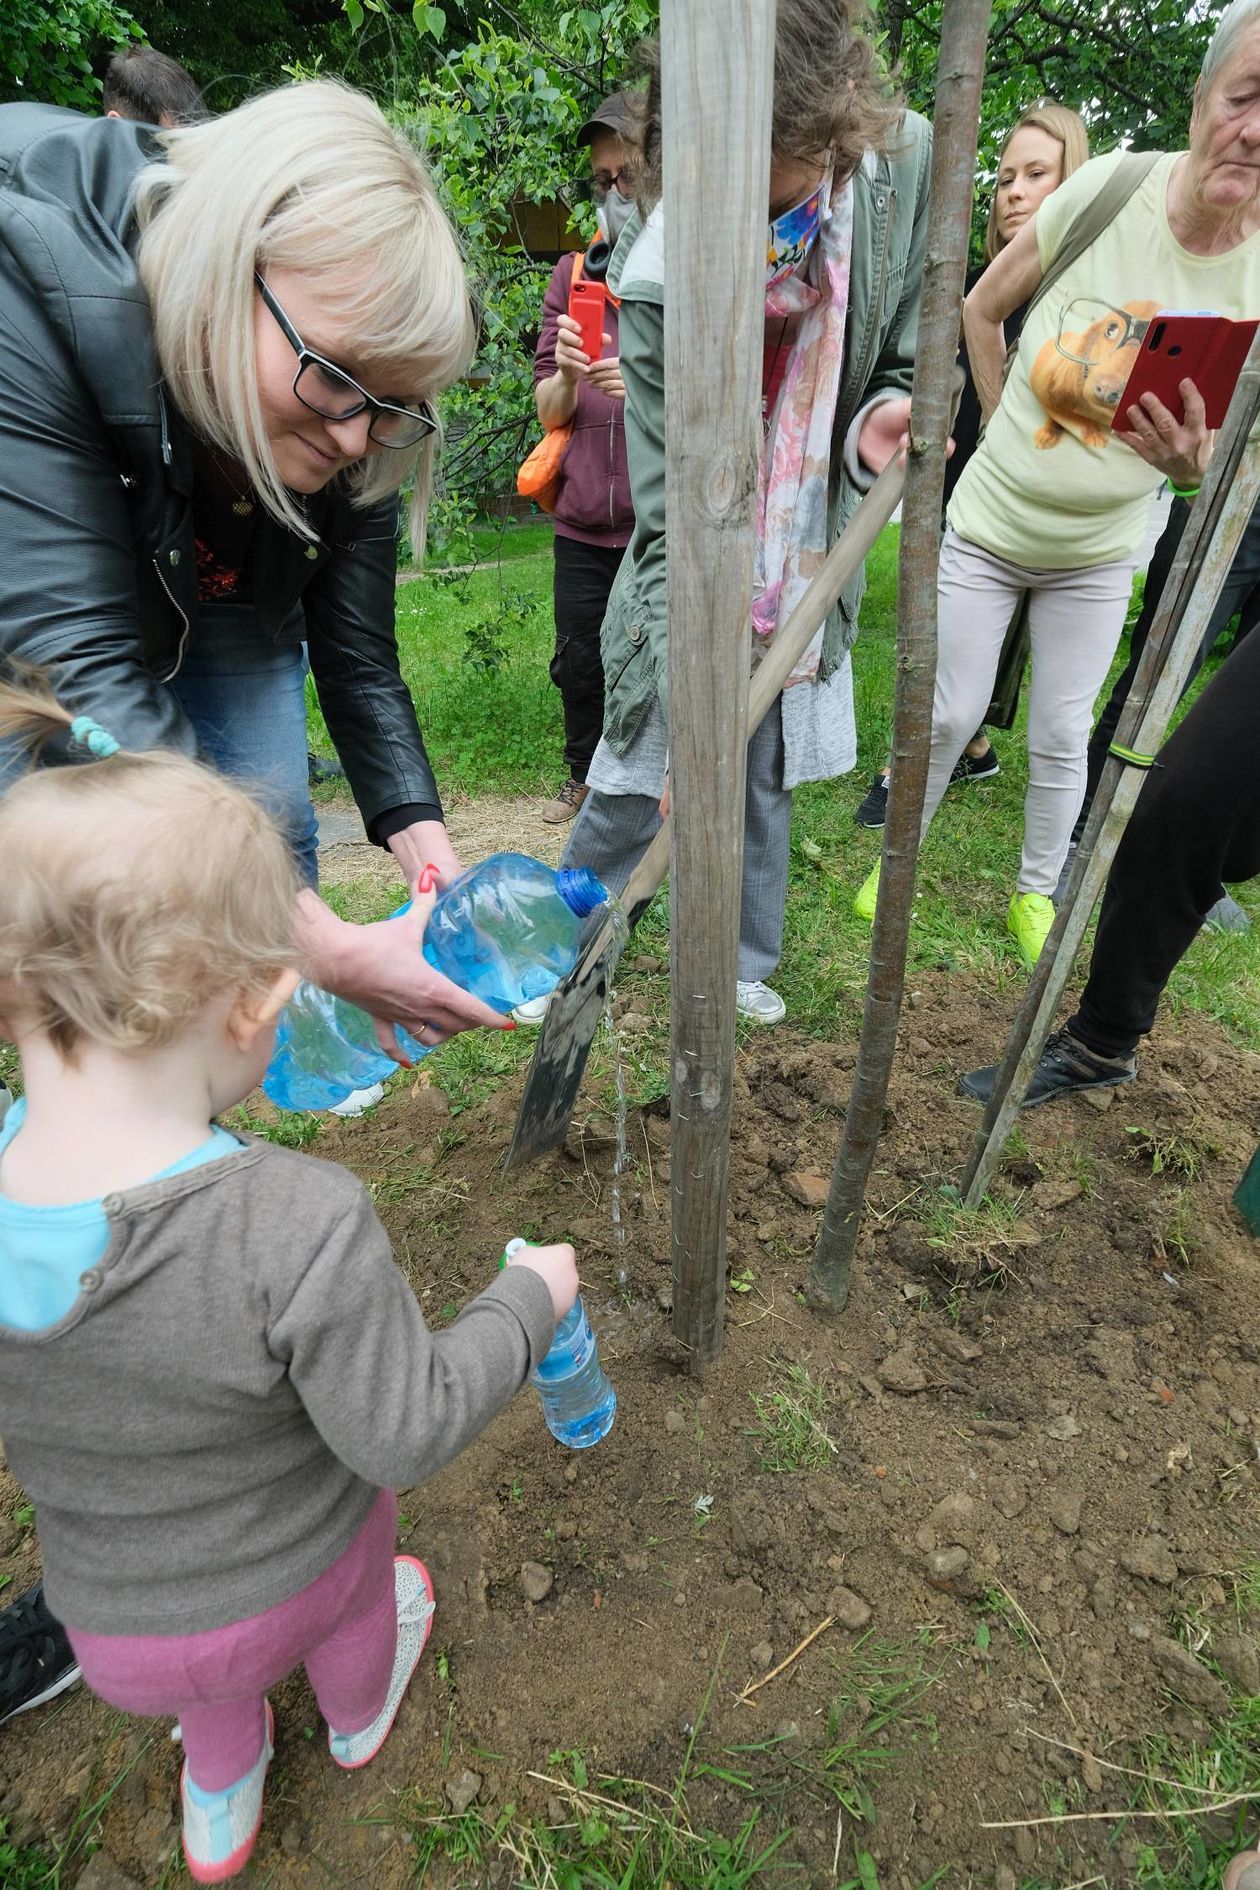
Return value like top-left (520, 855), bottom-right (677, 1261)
top-left (232, 496), bottom-right (255, 518)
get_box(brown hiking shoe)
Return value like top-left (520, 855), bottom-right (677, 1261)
top-left (541, 779), bottom-right (589, 824)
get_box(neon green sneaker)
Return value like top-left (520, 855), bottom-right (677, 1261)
top-left (1007, 891), bottom-right (1055, 967)
top-left (854, 859), bottom-right (881, 923)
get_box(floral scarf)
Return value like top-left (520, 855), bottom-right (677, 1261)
top-left (752, 176), bottom-right (853, 688)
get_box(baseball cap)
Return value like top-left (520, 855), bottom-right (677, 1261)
top-left (576, 89), bottom-right (645, 148)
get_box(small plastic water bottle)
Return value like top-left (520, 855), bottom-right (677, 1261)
top-left (264, 855), bottom-right (608, 1112)
top-left (504, 1238), bottom-right (616, 1449)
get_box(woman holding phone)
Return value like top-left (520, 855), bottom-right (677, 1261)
top-left (854, 0), bottom-right (1260, 967)
top-left (853, 99), bottom-right (1089, 831)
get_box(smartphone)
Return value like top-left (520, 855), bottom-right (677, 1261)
top-left (1121, 310), bottom-right (1259, 429)
top-left (569, 277), bottom-right (607, 363)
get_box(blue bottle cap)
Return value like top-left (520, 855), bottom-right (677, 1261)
top-left (555, 867), bottom-right (609, 918)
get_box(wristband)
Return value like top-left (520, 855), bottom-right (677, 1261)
top-left (1166, 478), bottom-right (1201, 499)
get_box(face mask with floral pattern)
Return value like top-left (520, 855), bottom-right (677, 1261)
top-left (765, 180), bottom-right (825, 289)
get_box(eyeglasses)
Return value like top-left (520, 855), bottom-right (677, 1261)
top-left (591, 165), bottom-right (636, 197)
top-left (1053, 298), bottom-right (1152, 367)
top-left (254, 274), bottom-right (438, 450)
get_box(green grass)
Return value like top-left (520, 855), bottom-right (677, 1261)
top-left (0, 1823), bottom-right (49, 1890)
top-left (422, 516), bottom-right (556, 569)
top-left (314, 521), bottom-right (1260, 1058)
top-left (746, 1361), bottom-right (837, 1472)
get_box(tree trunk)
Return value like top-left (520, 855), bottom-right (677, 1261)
top-left (809, 0), bottom-right (992, 1312)
top-left (663, 0), bottom-right (776, 1366)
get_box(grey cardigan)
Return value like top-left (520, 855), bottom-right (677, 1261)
top-left (0, 1138), bottom-right (555, 1635)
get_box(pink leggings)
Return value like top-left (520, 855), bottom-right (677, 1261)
top-left (67, 1490), bottom-right (398, 1792)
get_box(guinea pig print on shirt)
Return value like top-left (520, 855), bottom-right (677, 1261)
top-left (946, 148), bottom-right (1260, 569)
top-left (1030, 297), bottom-right (1161, 450)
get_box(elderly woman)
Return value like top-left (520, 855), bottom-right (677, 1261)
top-left (548, 0), bottom-right (929, 1027)
top-left (0, 82), bottom-right (506, 1057)
top-left (854, 99), bottom-right (1090, 829)
top-left (856, 0), bottom-right (1260, 966)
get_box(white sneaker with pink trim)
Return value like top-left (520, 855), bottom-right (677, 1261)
top-left (327, 1556), bottom-right (435, 1770)
top-left (180, 1701), bottom-right (274, 1884)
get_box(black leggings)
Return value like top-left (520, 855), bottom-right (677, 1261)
top-left (1070, 616), bottom-right (1260, 1058)
top-left (1072, 496), bottom-right (1260, 845)
top-left (550, 535), bottom-right (624, 783)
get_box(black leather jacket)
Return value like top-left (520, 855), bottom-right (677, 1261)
top-left (0, 103), bottom-right (440, 836)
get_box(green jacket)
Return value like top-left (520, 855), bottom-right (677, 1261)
top-left (598, 110), bottom-right (933, 756)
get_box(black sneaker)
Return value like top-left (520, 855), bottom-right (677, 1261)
top-left (949, 745), bottom-right (1000, 787)
top-left (307, 752), bottom-right (345, 786)
top-left (957, 1026), bottom-right (1137, 1109)
top-left (854, 772), bottom-right (890, 828)
top-left (0, 1583), bottom-right (81, 1725)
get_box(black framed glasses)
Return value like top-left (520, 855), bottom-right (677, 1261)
top-left (254, 273), bottom-right (438, 450)
top-left (1053, 298), bottom-right (1151, 367)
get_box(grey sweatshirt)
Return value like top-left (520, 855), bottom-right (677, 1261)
top-left (0, 1137), bottom-right (556, 1635)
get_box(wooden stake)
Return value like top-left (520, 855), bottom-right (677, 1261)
top-left (962, 335), bottom-right (1260, 1207)
top-left (663, 0), bottom-right (776, 1366)
top-left (809, 0), bottom-right (993, 1312)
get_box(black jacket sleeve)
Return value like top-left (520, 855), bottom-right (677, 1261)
top-left (301, 498), bottom-right (443, 843)
top-left (0, 287), bottom-right (195, 760)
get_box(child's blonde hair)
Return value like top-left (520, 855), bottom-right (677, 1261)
top-left (0, 675), bottom-right (299, 1059)
top-left (132, 81), bottom-right (476, 550)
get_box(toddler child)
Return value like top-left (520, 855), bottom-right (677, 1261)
top-left (0, 676), bottom-right (577, 1883)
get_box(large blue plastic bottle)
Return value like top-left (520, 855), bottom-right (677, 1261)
top-left (504, 1239), bottom-right (617, 1449)
top-left (264, 854), bottom-right (608, 1113)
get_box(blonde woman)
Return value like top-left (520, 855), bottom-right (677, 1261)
top-left (854, 100), bottom-right (1088, 829)
top-left (0, 83), bottom-right (506, 1055)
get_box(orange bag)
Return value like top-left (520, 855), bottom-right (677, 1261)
top-left (517, 254), bottom-right (586, 514)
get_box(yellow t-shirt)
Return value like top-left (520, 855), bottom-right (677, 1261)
top-left (948, 150), bottom-right (1260, 569)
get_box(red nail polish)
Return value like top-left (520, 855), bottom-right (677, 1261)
top-left (416, 866), bottom-right (438, 894)
top-left (505, 1019), bottom-right (517, 1031)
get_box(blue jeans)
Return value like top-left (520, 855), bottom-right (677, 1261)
top-left (170, 604), bottom-right (320, 887)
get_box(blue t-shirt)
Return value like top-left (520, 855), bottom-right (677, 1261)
top-left (0, 1101), bottom-right (238, 1331)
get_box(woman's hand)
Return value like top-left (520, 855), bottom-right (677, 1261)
top-left (1113, 379), bottom-right (1213, 489)
top-left (857, 397), bottom-right (913, 475)
top-left (587, 354), bottom-right (625, 401)
top-left (554, 312), bottom-right (595, 381)
top-left (856, 396), bottom-right (955, 477)
top-left (388, 818), bottom-right (462, 894)
top-left (294, 880), bottom-right (511, 1067)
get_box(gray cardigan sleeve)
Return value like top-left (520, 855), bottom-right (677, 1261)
top-left (267, 1190), bottom-right (557, 1488)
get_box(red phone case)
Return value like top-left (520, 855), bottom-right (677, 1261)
top-left (1121, 312), bottom-right (1259, 429)
top-left (569, 278), bottom-right (607, 362)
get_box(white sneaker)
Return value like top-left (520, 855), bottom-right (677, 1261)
top-left (181, 1701), bottom-right (274, 1883)
top-left (511, 994), bottom-right (551, 1026)
top-left (329, 1082), bottom-right (386, 1118)
top-left (328, 1557), bottom-right (435, 1770)
top-left (735, 980), bottom-right (786, 1025)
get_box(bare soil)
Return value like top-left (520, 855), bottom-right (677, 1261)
top-left (3, 957), bottom-right (1259, 1889)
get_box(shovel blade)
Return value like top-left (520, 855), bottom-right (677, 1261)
top-left (502, 926), bottom-right (621, 1170)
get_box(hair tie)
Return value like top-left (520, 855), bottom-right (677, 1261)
top-left (69, 714), bottom-right (121, 760)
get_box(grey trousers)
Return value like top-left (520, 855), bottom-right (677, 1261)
top-left (560, 705), bottom-right (792, 982)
